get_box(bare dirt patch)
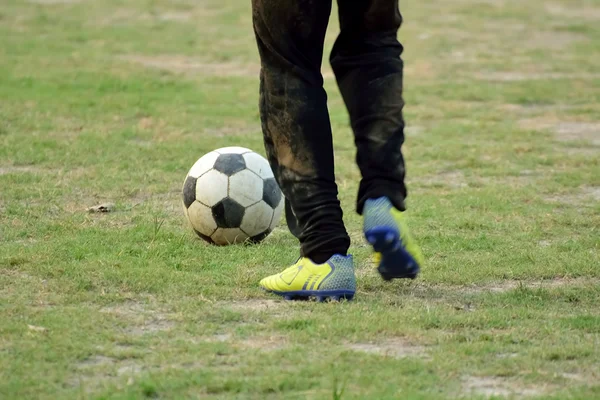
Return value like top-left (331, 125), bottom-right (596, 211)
top-left (0, 166), bottom-right (44, 175)
top-left (71, 354), bottom-right (145, 392)
top-left (156, 12), bottom-right (192, 22)
top-left (564, 147), bottom-right (600, 157)
top-left (499, 104), bottom-right (578, 114)
top-left (120, 55), bottom-right (260, 78)
top-left (389, 277), bottom-right (600, 303)
top-left (206, 333), bottom-right (232, 343)
top-left (416, 168), bottom-right (536, 190)
top-left (476, 72), bottom-right (600, 82)
top-left (405, 61), bottom-right (438, 80)
top-left (545, 4), bottom-right (600, 21)
top-left (405, 125), bottom-right (425, 136)
top-left (194, 332), bottom-right (288, 351)
top-left (418, 170), bottom-right (468, 189)
top-left (544, 186), bottom-right (600, 207)
top-left (496, 352), bottom-right (519, 359)
top-left (100, 300), bottom-right (176, 336)
top-left (97, 7), bottom-right (224, 26)
top-left (223, 299), bottom-right (286, 313)
top-left (217, 299), bottom-right (306, 319)
top-left (239, 335), bottom-right (288, 351)
top-left (120, 55), bottom-right (337, 80)
top-left (559, 372), bottom-right (589, 383)
top-left (554, 123), bottom-right (600, 146)
top-left (75, 355), bottom-right (144, 376)
top-left (519, 119), bottom-right (600, 146)
top-left (524, 31), bottom-right (587, 50)
top-left (462, 376), bottom-right (547, 398)
top-left (86, 202), bottom-right (115, 213)
top-left (346, 338), bottom-right (428, 359)
top-left (455, 277), bottom-right (600, 295)
top-left (27, 0), bottom-right (83, 3)
top-left (124, 318), bottom-right (175, 336)
top-left (77, 355), bottom-right (116, 368)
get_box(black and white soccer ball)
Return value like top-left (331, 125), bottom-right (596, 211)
top-left (182, 146), bottom-right (284, 245)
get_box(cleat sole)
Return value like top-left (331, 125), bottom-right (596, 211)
top-left (264, 289), bottom-right (355, 302)
top-left (365, 226), bottom-right (420, 280)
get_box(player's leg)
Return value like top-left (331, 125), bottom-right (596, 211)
top-left (252, 0), bottom-right (355, 300)
top-left (330, 0), bottom-right (423, 280)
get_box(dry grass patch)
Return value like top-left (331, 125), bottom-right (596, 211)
top-left (345, 338), bottom-right (428, 360)
top-left (405, 60), bottom-right (439, 80)
top-left (369, 278), bottom-right (600, 304)
top-left (100, 299), bottom-right (177, 336)
top-left (476, 72), bottom-right (600, 82)
top-left (414, 170), bottom-right (538, 191)
top-left (417, 170), bottom-right (468, 189)
top-left (554, 123), bottom-right (600, 146)
top-left (222, 299), bottom-right (286, 313)
top-left (120, 55), bottom-right (260, 78)
top-left (196, 332), bottom-right (288, 351)
top-left (461, 375), bottom-right (549, 398)
top-left (519, 119), bottom-right (600, 146)
top-left (119, 55), bottom-right (339, 80)
top-left (452, 277), bottom-right (600, 295)
top-left (545, 4), bottom-right (600, 21)
top-left (97, 8), bottom-right (224, 26)
top-left (524, 31), bottom-right (587, 50)
top-left (544, 186), bottom-right (600, 207)
top-left (27, 0), bottom-right (84, 4)
top-left (499, 104), bottom-right (579, 115)
top-left (238, 335), bottom-right (288, 351)
top-left (70, 355), bottom-right (145, 394)
top-left (0, 166), bottom-right (46, 175)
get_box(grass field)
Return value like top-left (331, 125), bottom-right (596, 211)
top-left (1, 0), bottom-right (599, 398)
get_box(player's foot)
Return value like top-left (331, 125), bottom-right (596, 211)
top-left (363, 197), bottom-right (424, 280)
top-left (259, 254), bottom-right (356, 302)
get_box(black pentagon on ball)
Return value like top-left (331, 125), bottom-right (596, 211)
top-left (248, 229), bottom-right (271, 244)
top-left (213, 153), bottom-right (246, 176)
top-left (182, 176), bottom-right (197, 208)
top-left (211, 198), bottom-right (245, 228)
top-left (194, 229), bottom-right (215, 244)
top-left (262, 177), bottom-right (282, 208)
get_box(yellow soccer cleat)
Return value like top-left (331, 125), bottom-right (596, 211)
top-left (364, 197), bottom-right (424, 280)
top-left (259, 255), bottom-right (356, 301)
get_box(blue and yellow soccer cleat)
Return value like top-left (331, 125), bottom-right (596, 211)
top-left (363, 197), bottom-right (424, 280)
top-left (259, 255), bottom-right (356, 301)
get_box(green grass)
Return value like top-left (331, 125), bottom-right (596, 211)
top-left (1, 0), bottom-right (599, 398)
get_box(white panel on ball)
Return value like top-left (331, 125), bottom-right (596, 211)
top-left (215, 146), bottom-right (252, 155)
top-left (195, 170), bottom-right (228, 207)
top-left (187, 201), bottom-right (217, 236)
top-left (228, 169), bottom-right (264, 207)
top-left (241, 200), bottom-right (273, 236)
top-left (269, 197), bottom-right (284, 231)
top-left (211, 228), bottom-right (249, 245)
top-left (187, 151), bottom-right (220, 178)
top-left (243, 152), bottom-right (274, 179)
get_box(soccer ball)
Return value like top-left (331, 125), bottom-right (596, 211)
top-left (182, 146), bottom-right (284, 245)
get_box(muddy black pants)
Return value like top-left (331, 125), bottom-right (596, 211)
top-left (252, 0), bottom-right (408, 263)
